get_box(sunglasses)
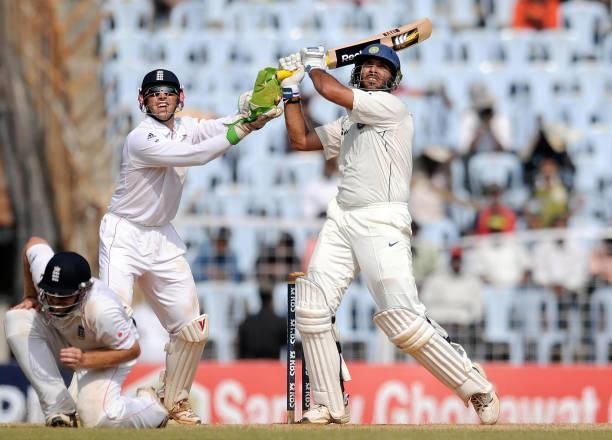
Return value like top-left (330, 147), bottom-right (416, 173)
top-left (143, 85), bottom-right (179, 98)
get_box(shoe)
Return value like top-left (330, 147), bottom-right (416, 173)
top-left (168, 399), bottom-right (201, 425)
top-left (470, 363), bottom-right (500, 425)
top-left (46, 412), bottom-right (78, 427)
top-left (299, 403), bottom-right (350, 425)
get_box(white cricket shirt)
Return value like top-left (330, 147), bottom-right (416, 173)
top-left (27, 244), bottom-right (138, 352)
top-left (315, 88), bottom-right (414, 208)
top-left (108, 115), bottom-right (232, 226)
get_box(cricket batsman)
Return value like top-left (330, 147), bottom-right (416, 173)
top-left (278, 44), bottom-right (500, 424)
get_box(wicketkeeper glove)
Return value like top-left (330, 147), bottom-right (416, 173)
top-left (300, 46), bottom-right (327, 73)
top-left (224, 67), bottom-right (284, 145)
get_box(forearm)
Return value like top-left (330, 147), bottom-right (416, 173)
top-left (284, 102), bottom-right (308, 150)
top-left (132, 135), bottom-right (232, 167)
top-left (309, 69), bottom-right (353, 109)
top-left (79, 346), bottom-right (139, 369)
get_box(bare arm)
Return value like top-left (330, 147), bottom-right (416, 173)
top-left (60, 341), bottom-right (141, 370)
top-left (308, 69), bottom-right (354, 110)
top-left (284, 101), bottom-right (324, 151)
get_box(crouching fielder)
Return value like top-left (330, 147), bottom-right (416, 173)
top-left (4, 237), bottom-right (168, 428)
top-left (280, 45), bottom-right (500, 425)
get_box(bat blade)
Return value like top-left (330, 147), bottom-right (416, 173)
top-left (327, 18), bottom-right (432, 69)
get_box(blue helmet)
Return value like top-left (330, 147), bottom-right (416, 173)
top-left (350, 43), bottom-right (402, 91)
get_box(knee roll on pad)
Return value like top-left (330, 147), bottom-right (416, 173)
top-left (163, 314), bottom-right (208, 408)
top-left (374, 308), bottom-right (491, 403)
top-left (296, 276), bottom-right (333, 334)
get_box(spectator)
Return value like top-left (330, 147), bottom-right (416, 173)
top-left (411, 222), bottom-right (442, 289)
top-left (512, 0), bottom-right (560, 30)
top-left (420, 246), bottom-right (485, 354)
top-left (521, 116), bottom-right (575, 190)
top-left (193, 227), bottom-right (242, 282)
top-left (475, 185), bottom-right (517, 235)
top-left (237, 285), bottom-right (286, 359)
top-left (589, 237), bottom-right (612, 288)
top-left (255, 232), bottom-right (302, 288)
top-left (468, 233), bottom-right (531, 288)
top-left (410, 148), bottom-right (452, 227)
top-left (532, 216), bottom-right (588, 294)
top-left (459, 83), bottom-right (511, 155)
top-left (525, 158), bottom-right (570, 229)
top-left (302, 157), bottom-right (339, 220)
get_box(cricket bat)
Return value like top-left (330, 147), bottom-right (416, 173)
top-left (276, 17), bottom-right (432, 82)
top-left (326, 18), bottom-right (432, 69)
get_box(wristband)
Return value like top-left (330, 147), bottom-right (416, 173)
top-left (282, 84), bottom-right (300, 102)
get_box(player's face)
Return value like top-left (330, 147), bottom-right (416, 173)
top-left (144, 85), bottom-right (180, 121)
top-left (359, 59), bottom-right (394, 90)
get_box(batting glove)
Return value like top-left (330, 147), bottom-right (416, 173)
top-left (278, 53), bottom-right (305, 102)
top-left (300, 46), bottom-right (327, 73)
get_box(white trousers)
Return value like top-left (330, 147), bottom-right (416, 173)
top-left (99, 213), bottom-right (200, 334)
top-left (4, 309), bottom-right (167, 428)
top-left (308, 199), bottom-right (425, 316)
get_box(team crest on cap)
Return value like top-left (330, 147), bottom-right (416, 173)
top-left (156, 70), bottom-right (164, 81)
top-left (368, 46), bottom-right (380, 54)
top-left (51, 266), bottom-right (61, 282)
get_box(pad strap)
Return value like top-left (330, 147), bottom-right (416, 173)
top-left (374, 308), bottom-right (491, 404)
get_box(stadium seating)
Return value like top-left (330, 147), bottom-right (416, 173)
top-left (98, 0), bottom-right (612, 363)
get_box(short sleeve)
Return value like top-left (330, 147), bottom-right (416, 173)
top-left (348, 89), bottom-right (407, 128)
top-left (94, 299), bottom-right (138, 350)
top-left (26, 244), bottom-right (54, 291)
top-left (314, 117), bottom-right (344, 160)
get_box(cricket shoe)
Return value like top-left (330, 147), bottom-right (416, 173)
top-left (299, 396), bottom-right (350, 425)
top-left (470, 363), bottom-right (500, 425)
top-left (136, 386), bottom-right (170, 428)
top-left (45, 412), bottom-right (78, 427)
top-left (167, 398), bottom-right (201, 425)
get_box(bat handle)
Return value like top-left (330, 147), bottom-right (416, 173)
top-left (276, 70), bottom-right (294, 81)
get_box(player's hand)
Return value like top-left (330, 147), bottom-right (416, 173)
top-left (237, 90), bottom-right (252, 116)
top-left (11, 297), bottom-right (40, 311)
top-left (225, 104), bottom-right (283, 145)
top-left (278, 53), bottom-right (305, 86)
top-left (300, 46), bottom-right (327, 72)
top-left (60, 347), bottom-right (84, 370)
top-left (278, 53), bottom-right (305, 102)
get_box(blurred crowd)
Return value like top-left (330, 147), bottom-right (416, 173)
top-left (3, 0), bottom-right (612, 366)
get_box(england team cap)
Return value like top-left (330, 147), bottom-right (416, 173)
top-left (38, 252), bottom-right (92, 295)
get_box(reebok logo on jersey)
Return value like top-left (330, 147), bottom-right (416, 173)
top-left (388, 241), bottom-right (399, 247)
top-left (51, 266), bottom-right (61, 282)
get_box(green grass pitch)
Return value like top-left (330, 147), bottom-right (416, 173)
top-left (1, 424), bottom-right (612, 440)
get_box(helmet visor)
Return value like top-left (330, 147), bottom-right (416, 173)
top-left (143, 85), bottom-right (179, 99)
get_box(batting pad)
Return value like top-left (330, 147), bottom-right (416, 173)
top-left (374, 308), bottom-right (492, 404)
top-left (296, 277), bottom-right (346, 419)
top-left (164, 314), bottom-right (208, 408)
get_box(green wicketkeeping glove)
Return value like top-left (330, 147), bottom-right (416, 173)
top-left (225, 67), bottom-right (284, 145)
